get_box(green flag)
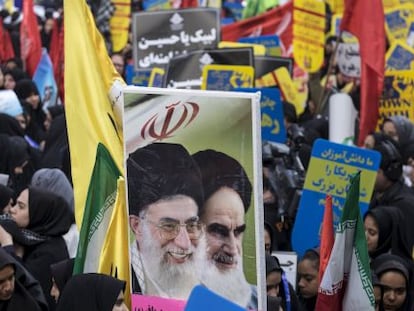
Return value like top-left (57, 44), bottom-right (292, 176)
top-left (74, 143), bottom-right (122, 274)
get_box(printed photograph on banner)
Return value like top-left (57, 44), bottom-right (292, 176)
top-left (122, 87), bottom-right (264, 311)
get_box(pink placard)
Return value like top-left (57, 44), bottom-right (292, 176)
top-left (131, 294), bottom-right (186, 311)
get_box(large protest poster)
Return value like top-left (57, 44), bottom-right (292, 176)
top-left (164, 48), bottom-right (254, 89)
top-left (379, 70), bottom-right (414, 124)
top-left (123, 87), bottom-right (264, 310)
top-left (132, 8), bottom-right (220, 70)
top-left (291, 139), bottom-right (380, 257)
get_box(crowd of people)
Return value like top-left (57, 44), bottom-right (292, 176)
top-left (0, 0), bottom-right (413, 310)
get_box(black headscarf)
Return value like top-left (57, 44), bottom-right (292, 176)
top-left (6, 136), bottom-right (39, 196)
top-left (41, 114), bottom-right (69, 170)
top-left (13, 79), bottom-right (39, 100)
top-left (3, 68), bottom-right (28, 87)
top-left (372, 253), bottom-right (414, 311)
top-left (364, 206), bottom-right (412, 260)
top-left (27, 187), bottom-right (73, 236)
top-left (385, 116), bottom-right (414, 154)
top-left (50, 258), bottom-right (74, 293)
top-left (0, 113), bottom-right (24, 137)
top-left (56, 273), bottom-right (126, 311)
top-left (14, 79), bottom-right (46, 144)
top-left (266, 253), bottom-right (282, 276)
top-left (0, 185), bottom-right (13, 212)
top-left (0, 246), bottom-right (41, 311)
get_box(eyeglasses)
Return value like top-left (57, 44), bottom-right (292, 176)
top-left (143, 216), bottom-right (203, 240)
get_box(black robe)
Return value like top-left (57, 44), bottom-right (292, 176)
top-left (21, 187), bottom-right (73, 311)
top-left (0, 247), bottom-right (44, 311)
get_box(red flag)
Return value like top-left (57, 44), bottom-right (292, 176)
top-left (0, 17), bottom-right (15, 63)
top-left (221, 1), bottom-right (293, 56)
top-left (318, 195), bottom-right (334, 282)
top-left (179, 0), bottom-right (198, 7)
top-left (20, 0), bottom-right (42, 77)
top-left (340, 0), bottom-right (385, 146)
top-left (49, 17), bottom-right (65, 103)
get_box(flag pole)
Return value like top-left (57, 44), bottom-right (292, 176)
top-left (316, 32), bottom-right (343, 114)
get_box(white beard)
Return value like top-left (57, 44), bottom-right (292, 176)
top-left (201, 258), bottom-right (252, 307)
top-left (139, 222), bottom-right (205, 300)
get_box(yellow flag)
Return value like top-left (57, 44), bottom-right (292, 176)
top-left (110, 0), bottom-right (131, 52)
top-left (99, 178), bottom-right (131, 307)
top-left (64, 0), bottom-right (124, 226)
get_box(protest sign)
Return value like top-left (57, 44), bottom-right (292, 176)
top-left (123, 87), bottom-right (265, 310)
top-left (132, 8), bottom-right (220, 69)
top-left (291, 139), bottom-right (380, 257)
top-left (165, 48), bottom-right (254, 89)
top-left (293, 0), bottom-right (325, 72)
top-left (201, 65), bottom-right (254, 91)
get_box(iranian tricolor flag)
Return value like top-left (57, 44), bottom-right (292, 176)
top-left (316, 172), bottom-right (375, 311)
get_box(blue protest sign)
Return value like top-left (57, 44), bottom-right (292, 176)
top-left (185, 286), bottom-right (245, 311)
top-left (236, 87), bottom-right (286, 143)
top-left (239, 35), bottom-right (281, 56)
top-left (32, 49), bottom-right (58, 109)
top-left (125, 65), bottom-right (152, 86)
top-left (291, 139), bottom-right (380, 257)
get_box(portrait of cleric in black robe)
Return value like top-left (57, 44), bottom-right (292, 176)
top-left (126, 143), bottom-right (258, 309)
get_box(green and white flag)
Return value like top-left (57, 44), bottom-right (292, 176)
top-left (316, 172), bottom-right (375, 311)
top-left (74, 143), bottom-right (122, 273)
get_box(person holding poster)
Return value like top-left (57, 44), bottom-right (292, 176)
top-left (127, 142), bottom-right (206, 300)
top-left (192, 149), bottom-right (258, 309)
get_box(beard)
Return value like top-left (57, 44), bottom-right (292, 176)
top-left (139, 222), bottom-right (205, 299)
top-left (201, 253), bottom-right (252, 308)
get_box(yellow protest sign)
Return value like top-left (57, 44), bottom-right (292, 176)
top-left (379, 70), bottom-right (414, 124)
top-left (383, 0), bottom-right (403, 9)
top-left (326, 0), bottom-right (344, 14)
top-left (384, 4), bottom-right (414, 43)
top-left (110, 0), bottom-right (131, 52)
top-left (219, 41), bottom-right (266, 56)
top-left (201, 64), bottom-right (254, 91)
top-left (148, 67), bottom-right (165, 87)
top-left (385, 42), bottom-right (414, 71)
top-left (293, 0), bottom-right (325, 73)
